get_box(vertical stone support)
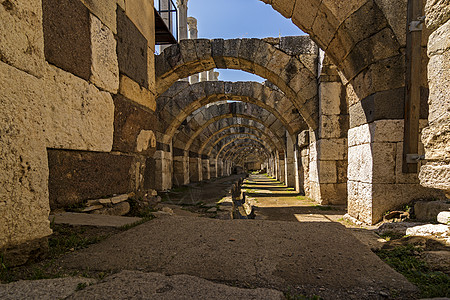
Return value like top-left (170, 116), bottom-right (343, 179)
top-left (285, 133), bottom-right (297, 188)
top-left (189, 156), bottom-right (202, 182)
top-left (173, 151), bottom-right (189, 186)
top-left (419, 2), bottom-right (450, 196)
top-left (308, 59), bottom-right (348, 205)
top-left (210, 158), bottom-right (217, 178)
top-left (154, 149), bottom-right (172, 191)
top-left (278, 154), bottom-right (286, 184)
top-left (176, 0), bottom-right (188, 40)
top-left (202, 159), bottom-right (210, 181)
top-left (294, 143), bottom-right (301, 193)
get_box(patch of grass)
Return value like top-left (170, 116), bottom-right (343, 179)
top-left (285, 290), bottom-right (322, 300)
top-left (48, 229), bottom-right (106, 258)
top-left (379, 231), bottom-right (405, 241)
top-left (313, 205), bottom-right (334, 211)
top-left (76, 282), bottom-right (88, 291)
top-left (375, 245), bottom-right (450, 298)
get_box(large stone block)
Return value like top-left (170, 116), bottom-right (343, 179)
top-left (348, 143), bottom-right (372, 183)
top-left (419, 163), bottom-right (450, 191)
top-left (48, 150), bottom-right (135, 209)
top-left (427, 50), bottom-right (450, 123)
top-left (116, 6), bottom-right (148, 88)
top-left (90, 14), bottom-right (119, 93)
top-left (42, 0), bottom-right (91, 81)
top-left (42, 64), bottom-right (114, 152)
top-left (0, 0), bottom-right (44, 77)
top-left (425, 0), bottom-right (450, 29)
top-left (319, 81), bottom-right (342, 115)
top-left (80, 0), bottom-right (118, 33)
top-left (347, 181), bottom-right (373, 224)
top-left (316, 138), bottom-right (347, 160)
top-left (124, 0), bottom-right (155, 49)
top-left (421, 117), bottom-right (450, 161)
top-left (0, 61), bottom-right (52, 250)
top-left (374, 0), bottom-right (408, 47)
top-left (119, 75), bottom-right (156, 111)
top-left (427, 18), bottom-right (450, 56)
top-left (113, 94), bottom-right (158, 155)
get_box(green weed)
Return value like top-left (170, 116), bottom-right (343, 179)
top-left (375, 245), bottom-right (450, 298)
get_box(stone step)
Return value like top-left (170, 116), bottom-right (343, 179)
top-left (49, 212), bottom-right (141, 228)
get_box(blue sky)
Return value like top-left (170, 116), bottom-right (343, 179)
top-left (187, 0), bottom-right (305, 82)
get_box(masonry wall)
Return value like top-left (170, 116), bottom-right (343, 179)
top-left (0, 0), bottom-right (158, 264)
top-left (419, 1), bottom-right (450, 195)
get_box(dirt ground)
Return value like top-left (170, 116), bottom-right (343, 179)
top-left (2, 174), bottom-right (440, 299)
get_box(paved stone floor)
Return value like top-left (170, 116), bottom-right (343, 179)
top-left (0, 174), bottom-right (419, 299)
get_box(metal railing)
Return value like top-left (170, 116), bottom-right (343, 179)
top-left (155, 0), bottom-right (178, 42)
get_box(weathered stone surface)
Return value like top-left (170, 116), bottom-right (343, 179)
top-left (111, 194), bottom-right (130, 205)
top-left (116, 7), bottom-right (148, 88)
top-left (43, 64), bottom-right (114, 151)
top-left (90, 14), bottom-right (119, 93)
top-left (319, 81), bottom-right (342, 115)
top-left (42, 0), bottom-right (91, 80)
top-left (374, 0), bottom-right (408, 47)
top-left (406, 224), bottom-right (449, 238)
top-left (93, 201), bottom-right (130, 216)
top-left (419, 163), bottom-right (450, 191)
top-left (437, 211), bottom-right (450, 224)
top-left (113, 94), bottom-right (158, 154)
top-left (119, 75), bottom-right (156, 111)
top-left (0, 276), bottom-right (96, 299)
top-left (427, 51), bottom-right (450, 123)
top-left (421, 251), bottom-right (450, 274)
top-left (427, 18), bottom-right (450, 56)
top-left (80, 0), bottom-right (117, 32)
top-left (0, 61), bottom-right (52, 251)
top-left (124, 0), bottom-right (155, 48)
top-left (414, 201), bottom-right (450, 221)
top-left (425, 0), bottom-right (450, 29)
top-left (48, 150), bottom-right (134, 209)
top-left (82, 205), bottom-right (104, 212)
top-left (0, 0), bottom-right (44, 77)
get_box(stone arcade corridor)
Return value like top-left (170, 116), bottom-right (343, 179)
top-left (1, 0), bottom-right (450, 298)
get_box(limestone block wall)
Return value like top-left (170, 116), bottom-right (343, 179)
top-left (419, 1), bottom-right (450, 195)
top-left (0, 0), bottom-right (158, 262)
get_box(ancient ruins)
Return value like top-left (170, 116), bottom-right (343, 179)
top-left (0, 0), bottom-right (449, 298)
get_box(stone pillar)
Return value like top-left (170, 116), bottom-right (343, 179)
top-left (173, 151), bottom-right (189, 186)
top-left (202, 158), bottom-right (210, 180)
top-left (294, 143), bottom-right (301, 193)
top-left (285, 133), bottom-right (297, 188)
top-left (210, 158), bottom-right (217, 178)
top-left (307, 58), bottom-right (348, 205)
top-left (176, 0), bottom-right (188, 40)
top-left (189, 156), bottom-right (202, 182)
top-left (187, 17), bottom-right (199, 84)
top-left (419, 1), bottom-right (450, 197)
top-left (278, 154), bottom-right (286, 184)
top-left (154, 149), bottom-right (172, 191)
top-left (218, 160), bottom-right (224, 177)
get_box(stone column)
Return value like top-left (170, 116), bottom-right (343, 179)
top-left (285, 133), bottom-right (297, 188)
top-left (154, 149), bottom-right (173, 191)
top-left (217, 160), bottom-right (224, 177)
top-left (278, 154), bottom-right (286, 184)
top-left (419, 1), bottom-right (450, 197)
top-left (189, 156), bottom-right (202, 182)
top-left (173, 150), bottom-right (189, 186)
top-left (202, 158), bottom-right (210, 180)
top-left (187, 17), bottom-right (200, 84)
top-left (176, 0), bottom-right (188, 40)
top-left (210, 158), bottom-right (217, 178)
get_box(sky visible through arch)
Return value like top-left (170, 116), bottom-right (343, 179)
top-left (188, 0), bottom-right (305, 83)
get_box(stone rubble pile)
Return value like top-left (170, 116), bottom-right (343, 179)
top-left (80, 190), bottom-right (160, 217)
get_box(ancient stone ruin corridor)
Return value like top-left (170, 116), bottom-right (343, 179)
top-left (1, 0), bottom-right (450, 299)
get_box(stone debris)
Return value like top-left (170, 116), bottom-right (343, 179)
top-left (414, 201), bottom-right (450, 221)
top-left (111, 194), bottom-right (131, 205)
top-left (49, 212), bottom-right (142, 228)
top-left (206, 207), bottom-right (217, 213)
top-left (437, 211), bottom-right (450, 224)
top-left (81, 205), bottom-right (104, 212)
top-left (406, 224), bottom-right (449, 238)
top-left (92, 202), bottom-right (130, 216)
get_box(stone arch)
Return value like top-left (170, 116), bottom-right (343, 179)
top-left (223, 143), bottom-right (271, 163)
top-left (155, 37), bottom-right (319, 129)
top-left (197, 124), bottom-right (283, 156)
top-left (157, 81), bottom-right (308, 145)
top-left (227, 146), bottom-right (270, 165)
top-left (207, 132), bottom-right (275, 157)
top-left (171, 102), bottom-right (291, 152)
top-left (216, 137), bottom-right (271, 160)
top-left (259, 0), bottom-right (403, 84)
